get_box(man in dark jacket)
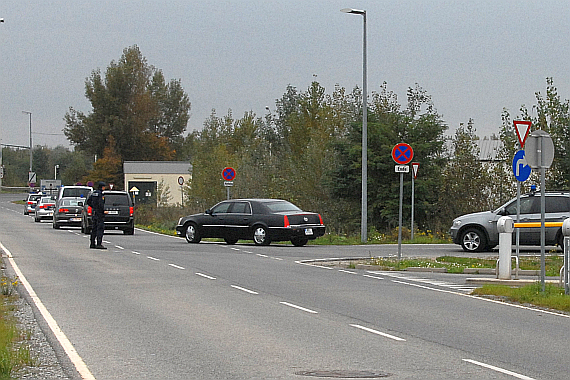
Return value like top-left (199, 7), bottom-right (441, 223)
top-left (87, 182), bottom-right (107, 249)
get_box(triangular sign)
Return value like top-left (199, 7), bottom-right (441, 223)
top-left (513, 120), bottom-right (532, 148)
top-left (411, 162), bottom-right (420, 179)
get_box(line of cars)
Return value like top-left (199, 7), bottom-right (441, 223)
top-left (24, 186), bottom-right (135, 235)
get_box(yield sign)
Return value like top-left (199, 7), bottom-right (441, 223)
top-left (513, 120), bottom-right (532, 148)
top-left (411, 162), bottom-right (420, 179)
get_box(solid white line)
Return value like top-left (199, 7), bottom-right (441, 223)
top-left (168, 264), bottom-right (185, 270)
top-left (0, 241), bottom-right (97, 380)
top-left (363, 274), bottom-right (384, 280)
top-left (294, 261), bottom-right (334, 270)
top-left (462, 359), bottom-right (535, 380)
top-left (350, 324), bottom-right (406, 341)
top-left (147, 256), bottom-right (160, 261)
top-left (279, 302), bottom-right (318, 314)
top-left (195, 272), bottom-right (216, 280)
top-left (231, 285), bottom-right (259, 295)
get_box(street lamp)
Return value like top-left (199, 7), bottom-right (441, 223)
top-left (22, 111), bottom-right (32, 174)
top-left (341, 8), bottom-right (368, 243)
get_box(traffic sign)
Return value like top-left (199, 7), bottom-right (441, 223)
top-left (513, 120), bottom-right (532, 148)
top-left (178, 176), bottom-right (184, 186)
top-left (512, 150), bottom-right (531, 182)
top-left (395, 165), bottom-right (409, 173)
top-left (391, 143), bottom-right (413, 165)
top-left (525, 130), bottom-right (554, 169)
top-left (411, 162), bottom-right (420, 179)
top-left (28, 171), bottom-right (36, 184)
top-left (222, 167), bottom-right (236, 181)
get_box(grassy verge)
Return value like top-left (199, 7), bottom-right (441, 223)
top-left (472, 283), bottom-right (570, 313)
top-left (0, 275), bottom-right (36, 379)
top-left (355, 255), bottom-right (563, 276)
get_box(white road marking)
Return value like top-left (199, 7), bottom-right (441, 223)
top-left (230, 248), bottom-right (240, 251)
top-left (279, 302), bottom-right (318, 314)
top-left (115, 245), bottom-right (124, 250)
top-left (338, 270), bottom-right (357, 274)
top-left (132, 251), bottom-right (141, 255)
top-left (0, 242), bottom-right (97, 380)
top-left (256, 254), bottom-right (269, 258)
top-left (231, 285), bottom-right (259, 295)
top-left (350, 324), bottom-right (406, 342)
top-left (271, 257), bottom-right (284, 261)
top-left (462, 359), bottom-right (535, 380)
top-left (147, 256), bottom-right (160, 261)
top-left (363, 274), bottom-right (384, 280)
top-left (195, 272), bottom-right (216, 280)
top-left (168, 264), bottom-right (185, 270)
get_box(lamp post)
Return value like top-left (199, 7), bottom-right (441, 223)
top-left (22, 111), bottom-right (32, 174)
top-left (341, 8), bottom-right (367, 243)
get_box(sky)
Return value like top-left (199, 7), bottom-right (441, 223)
top-left (1, 0), bottom-right (570, 149)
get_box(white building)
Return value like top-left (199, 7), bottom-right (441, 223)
top-left (123, 161), bottom-right (191, 206)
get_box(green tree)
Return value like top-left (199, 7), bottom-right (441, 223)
top-left (64, 45), bottom-right (191, 177)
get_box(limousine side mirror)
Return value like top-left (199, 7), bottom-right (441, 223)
top-left (205, 209), bottom-right (212, 215)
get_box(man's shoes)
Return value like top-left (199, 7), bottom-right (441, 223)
top-left (95, 245), bottom-right (107, 250)
top-left (90, 244), bottom-right (96, 249)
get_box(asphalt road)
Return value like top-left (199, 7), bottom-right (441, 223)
top-left (0, 192), bottom-right (568, 380)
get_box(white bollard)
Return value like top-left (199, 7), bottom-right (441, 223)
top-left (497, 216), bottom-right (514, 280)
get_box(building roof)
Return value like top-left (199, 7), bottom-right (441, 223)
top-left (123, 161), bottom-right (192, 175)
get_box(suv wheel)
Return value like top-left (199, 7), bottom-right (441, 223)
top-left (460, 228), bottom-right (487, 252)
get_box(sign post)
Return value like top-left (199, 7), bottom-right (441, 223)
top-left (178, 176), bottom-right (185, 207)
top-left (526, 130), bottom-right (555, 291)
top-left (222, 167), bottom-right (236, 200)
top-left (392, 143), bottom-right (413, 260)
top-left (411, 162), bottom-right (419, 240)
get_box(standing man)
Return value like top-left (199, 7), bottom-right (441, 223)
top-left (87, 181), bottom-right (107, 249)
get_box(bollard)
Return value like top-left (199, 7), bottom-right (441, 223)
top-left (562, 219), bottom-right (570, 295)
top-left (497, 216), bottom-right (514, 280)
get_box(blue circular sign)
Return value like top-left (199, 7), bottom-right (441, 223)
top-left (222, 167), bottom-right (236, 181)
top-left (512, 150), bottom-right (531, 182)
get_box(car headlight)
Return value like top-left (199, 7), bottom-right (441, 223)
top-left (453, 220), bottom-right (462, 227)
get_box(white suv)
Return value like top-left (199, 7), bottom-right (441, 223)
top-left (450, 192), bottom-right (570, 252)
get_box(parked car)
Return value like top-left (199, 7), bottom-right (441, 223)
top-left (34, 196), bottom-right (56, 222)
top-left (176, 199), bottom-right (326, 246)
top-left (81, 190), bottom-right (135, 235)
top-left (57, 185), bottom-right (92, 200)
top-left (53, 197), bottom-right (85, 229)
top-left (450, 191), bottom-right (570, 252)
top-left (23, 193), bottom-right (42, 215)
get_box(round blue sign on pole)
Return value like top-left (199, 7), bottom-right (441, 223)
top-left (512, 150), bottom-right (531, 182)
top-left (222, 167), bottom-right (236, 181)
top-left (392, 143), bottom-right (413, 165)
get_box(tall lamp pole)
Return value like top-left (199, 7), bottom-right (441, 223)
top-left (341, 8), bottom-right (367, 242)
top-left (22, 111), bottom-right (32, 174)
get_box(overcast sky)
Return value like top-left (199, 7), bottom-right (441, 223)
top-left (2, 0), bottom-right (569, 149)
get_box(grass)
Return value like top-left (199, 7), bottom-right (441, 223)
top-left (0, 275), bottom-right (37, 379)
top-left (472, 283), bottom-right (570, 313)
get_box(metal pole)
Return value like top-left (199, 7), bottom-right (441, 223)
top-left (398, 171), bottom-right (403, 260)
top-left (540, 135), bottom-right (546, 292)
top-left (341, 8), bottom-right (367, 243)
top-left (516, 181), bottom-right (520, 257)
top-left (411, 174), bottom-right (415, 241)
top-left (22, 111), bottom-right (32, 173)
top-left (361, 11), bottom-right (368, 243)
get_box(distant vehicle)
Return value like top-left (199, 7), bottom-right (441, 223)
top-left (176, 199), bottom-right (325, 246)
top-left (57, 185), bottom-right (92, 200)
top-left (81, 190), bottom-right (135, 235)
top-left (450, 191), bottom-right (570, 252)
top-left (53, 197), bottom-right (85, 229)
top-left (24, 193), bottom-right (42, 215)
top-left (34, 196), bottom-right (56, 222)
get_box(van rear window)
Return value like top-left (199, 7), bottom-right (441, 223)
top-left (105, 194), bottom-right (130, 206)
top-left (62, 188), bottom-right (91, 198)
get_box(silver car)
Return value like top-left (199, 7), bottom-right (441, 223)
top-left (450, 191), bottom-right (570, 252)
top-left (34, 196), bottom-right (56, 222)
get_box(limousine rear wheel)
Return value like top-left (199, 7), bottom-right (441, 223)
top-left (253, 225), bottom-right (271, 246)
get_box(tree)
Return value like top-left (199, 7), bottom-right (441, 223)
top-left (64, 45), bottom-right (191, 179)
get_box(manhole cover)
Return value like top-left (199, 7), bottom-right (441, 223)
top-left (295, 370), bottom-right (390, 378)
